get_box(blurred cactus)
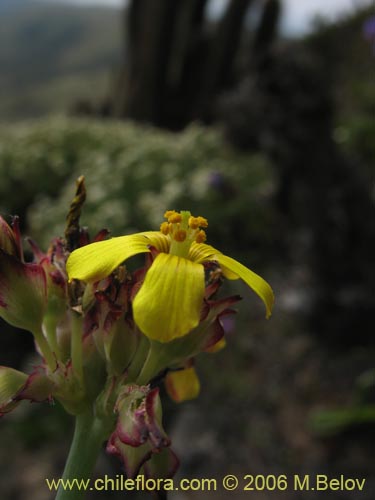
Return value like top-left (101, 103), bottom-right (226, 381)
top-left (218, 6), bottom-right (375, 348)
top-left (252, 0), bottom-right (281, 59)
top-left (111, 0), bottom-right (280, 128)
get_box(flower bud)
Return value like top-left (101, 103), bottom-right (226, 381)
top-left (0, 366), bottom-right (28, 415)
top-left (0, 249), bottom-right (47, 333)
top-left (14, 366), bottom-right (54, 403)
top-left (107, 385), bottom-right (173, 478)
top-left (28, 238), bottom-right (67, 325)
top-left (0, 216), bottom-right (20, 257)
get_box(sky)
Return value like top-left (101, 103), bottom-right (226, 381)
top-left (41, 0), bottom-right (373, 35)
top-left (280, 0), bottom-right (373, 34)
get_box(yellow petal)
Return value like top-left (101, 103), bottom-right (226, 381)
top-left (188, 242), bottom-right (219, 263)
top-left (66, 234), bottom-right (152, 282)
top-left (165, 367), bottom-right (200, 403)
top-left (140, 232), bottom-right (171, 253)
top-left (133, 253), bottom-right (205, 342)
top-left (189, 242), bottom-right (274, 318)
top-left (216, 254), bottom-right (274, 318)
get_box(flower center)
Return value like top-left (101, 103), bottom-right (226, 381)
top-left (160, 210), bottom-right (208, 258)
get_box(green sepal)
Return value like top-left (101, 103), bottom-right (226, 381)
top-left (0, 366), bottom-right (28, 415)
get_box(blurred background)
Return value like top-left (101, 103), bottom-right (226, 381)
top-left (0, 0), bottom-right (374, 498)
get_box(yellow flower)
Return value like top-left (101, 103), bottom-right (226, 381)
top-left (66, 210), bottom-right (274, 343)
top-left (165, 366), bottom-right (201, 403)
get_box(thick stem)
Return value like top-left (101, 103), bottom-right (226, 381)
top-left (33, 328), bottom-right (57, 371)
top-left (56, 411), bottom-right (109, 500)
top-left (126, 334), bottom-right (150, 382)
top-left (43, 316), bottom-right (62, 362)
top-left (71, 312), bottom-right (84, 387)
top-left (135, 343), bottom-right (166, 386)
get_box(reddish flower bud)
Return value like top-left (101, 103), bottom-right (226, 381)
top-left (0, 216), bottom-right (21, 258)
top-left (0, 249), bottom-right (47, 333)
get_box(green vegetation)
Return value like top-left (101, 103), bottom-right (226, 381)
top-left (307, 7), bottom-right (374, 173)
top-left (0, 117), bottom-right (277, 262)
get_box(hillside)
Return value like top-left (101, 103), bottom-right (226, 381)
top-left (0, 0), bottom-right (122, 120)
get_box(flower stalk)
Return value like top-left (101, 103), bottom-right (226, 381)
top-left (135, 343), bottom-right (167, 386)
top-left (56, 411), bottom-right (113, 500)
top-left (43, 316), bottom-right (62, 363)
top-left (70, 312), bottom-right (84, 388)
top-left (125, 334), bottom-right (150, 382)
top-left (32, 328), bottom-right (57, 372)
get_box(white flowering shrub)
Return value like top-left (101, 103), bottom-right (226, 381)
top-left (0, 117), bottom-right (277, 257)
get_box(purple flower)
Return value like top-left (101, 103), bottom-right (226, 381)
top-left (363, 16), bottom-right (375, 53)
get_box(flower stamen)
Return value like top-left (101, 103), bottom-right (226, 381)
top-left (162, 211), bottom-right (209, 257)
top-left (174, 230), bottom-right (187, 242)
top-left (196, 230), bottom-right (207, 243)
top-left (160, 222), bottom-right (169, 235)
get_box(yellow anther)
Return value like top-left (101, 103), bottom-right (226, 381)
top-left (162, 211), bottom-right (209, 256)
top-left (174, 229), bottom-right (187, 242)
top-left (160, 222), bottom-right (170, 235)
top-left (195, 230), bottom-right (207, 243)
top-left (197, 216), bottom-right (208, 228)
top-left (164, 210), bottom-right (182, 223)
top-left (188, 216), bottom-right (200, 229)
top-left (164, 210), bottom-right (177, 219)
top-left (169, 213), bottom-right (182, 223)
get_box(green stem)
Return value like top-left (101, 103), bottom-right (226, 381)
top-left (71, 312), bottom-right (84, 387)
top-left (126, 335), bottom-right (150, 382)
top-left (135, 343), bottom-right (166, 386)
top-left (56, 411), bottom-right (109, 500)
top-left (43, 316), bottom-right (62, 361)
top-left (33, 328), bottom-right (57, 371)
